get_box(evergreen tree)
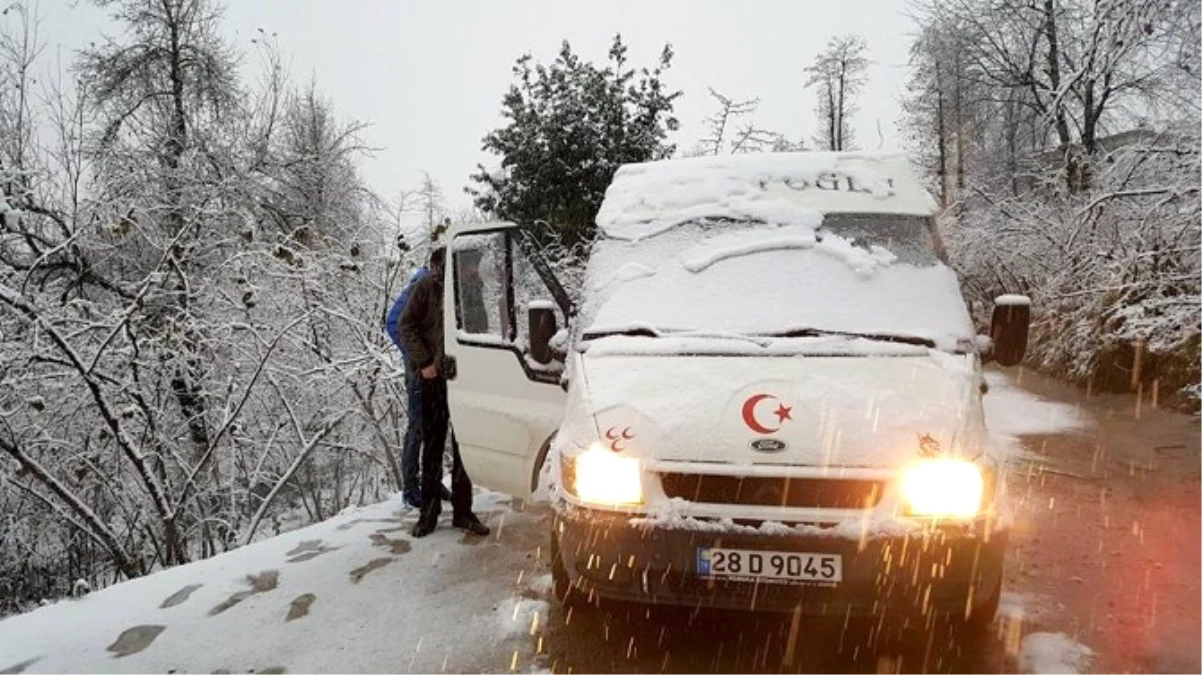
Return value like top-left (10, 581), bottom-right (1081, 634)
top-left (467, 35), bottom-right (680, 247)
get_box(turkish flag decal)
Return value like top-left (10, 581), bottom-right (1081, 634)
top-left (741, 394), bottom-right (793, 435)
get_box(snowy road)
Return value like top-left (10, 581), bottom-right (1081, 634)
top-left (992, 368), bottom-right (1201, 674)
top-left (1, 368), bottom-right (1197, 674)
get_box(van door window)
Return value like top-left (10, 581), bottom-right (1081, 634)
top-left (451, 229), bottom-right (568, 382)
top-left (453, 232), bottom-right (508, 341)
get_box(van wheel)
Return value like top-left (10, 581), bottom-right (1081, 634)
top-left (965, 581), bottom-right (1002, 629)
top-left (550, 530), bottom-right (579, 608)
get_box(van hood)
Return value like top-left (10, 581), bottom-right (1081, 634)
top-left (573, 346), bottom-right (989, 469)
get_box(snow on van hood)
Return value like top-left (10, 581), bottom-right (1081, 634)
top-left (596, 152), bottom-right (937, 241)
top-left (571, 347), bottom-right (990, 469)
top-left (582, 152), bottom-right (973, 351)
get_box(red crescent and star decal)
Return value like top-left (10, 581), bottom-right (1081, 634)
top-left (741, 394), bottom-right (793, 434)
top-left (605, 426), bottom-right (635, 452)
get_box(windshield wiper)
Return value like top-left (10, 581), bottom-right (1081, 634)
top-left (584, 327), bottom-right (935, 349)
top-left (582, 327), bottom-right (662, 340)
top-left (765, 328), bottom-right (936, 348)
top-left (583, 328), bottom-right (778, 347)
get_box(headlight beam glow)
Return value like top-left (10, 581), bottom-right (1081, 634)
top-left (570, 444), bottom-right (643, 506)
top-left (899, 458), bottom-right (984, 518)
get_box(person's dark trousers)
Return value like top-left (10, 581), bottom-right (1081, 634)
top-left (417, 376), bottom-right (474, 527)
top-left (400, 357), bottom-right (423, 503)
top-left (448, 431), bottom-right (473, 515)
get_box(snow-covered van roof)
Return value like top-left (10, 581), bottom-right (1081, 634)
top-left (595, 152), bottom-right (938, 241)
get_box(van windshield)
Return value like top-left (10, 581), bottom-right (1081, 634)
top-left (578, 215), bottom-right (975, 352)
top-left (819, 213), bottom-right (944, 266)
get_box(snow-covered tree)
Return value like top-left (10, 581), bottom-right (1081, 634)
top-left (689, 87), bottom-right (803, 157)
top-left (804, 35), bottom-right (869, 151)
top-left (903, 0), bottom-right (1201, 409)
top-left (698, 88), bottom-right (757, 156)
top-left (0, 0), bottom-right (406, 611)
top-left (259, 78), bottom-right (371, 248)
top-left (467, 35), bottom-right (681, 248)
top-left (415, 172), bottom-right (446, 241)
top-left (910, 0), bottom-right (1198, 192)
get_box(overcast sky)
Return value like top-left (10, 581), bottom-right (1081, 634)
top-left (35, 0), bottom-right (920, 214)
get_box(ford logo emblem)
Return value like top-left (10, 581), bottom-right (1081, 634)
top-left (750, 438), bottom-right (788, 453)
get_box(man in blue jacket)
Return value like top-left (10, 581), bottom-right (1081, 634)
top-left (386, 262), bottom-right (451, 509)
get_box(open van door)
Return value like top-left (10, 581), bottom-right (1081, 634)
top-left (442, 222), bottom-right (571, 498)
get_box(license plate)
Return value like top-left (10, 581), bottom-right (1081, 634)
top-left (697, 547), bottom-right (842, 585)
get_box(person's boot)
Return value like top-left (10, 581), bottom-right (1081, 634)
top-left (403, 492), bottom-right (423, 510)
top-left (411, 519), bottom-right (437, 538)
top-left (452, 513), bottom-right (490, 536)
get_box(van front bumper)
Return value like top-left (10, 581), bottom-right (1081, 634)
top-left (552, 506), bottom-right (1006, 617)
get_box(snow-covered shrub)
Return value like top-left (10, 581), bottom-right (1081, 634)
top-left (948, 132), bottom-right (1200, 410)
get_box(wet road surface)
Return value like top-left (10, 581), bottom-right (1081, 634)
top-left (496, 368), bottom-right (1199, 674)
top-left (542, 601), bottom-right (1008, 674)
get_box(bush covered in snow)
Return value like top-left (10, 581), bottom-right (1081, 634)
top-left (903, 0), bottom-right (1200, 409)
top-left (949, 133), bottom-right (1201, 409)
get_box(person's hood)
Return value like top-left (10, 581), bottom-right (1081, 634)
top-left (568, 345), bottom-right (989, 470)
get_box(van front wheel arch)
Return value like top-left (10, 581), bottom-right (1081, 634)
top-left (530, 432), bottom-right (557, 494)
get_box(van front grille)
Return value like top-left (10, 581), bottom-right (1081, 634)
top-left (658, 473), bottom-right (884, 509)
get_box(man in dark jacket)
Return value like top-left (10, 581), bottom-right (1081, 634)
top-left (386, 264), bottom-right (451, 509)
top-left (399, 246), bottom-right (490, 538)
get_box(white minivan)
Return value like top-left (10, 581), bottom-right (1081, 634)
top-left (441, 152), bottom-right (1030, 624)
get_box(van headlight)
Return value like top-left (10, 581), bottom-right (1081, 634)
top-left (899, 459), bottom-right (984, 518)
top-left (561, 443), bottom-right (643, 506)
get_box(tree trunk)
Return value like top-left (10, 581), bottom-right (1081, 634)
top-left (836, 68), bottom-right (847, 151)
top-left (934, 59), bottom-right (949, 207)
top-left (826, 84), bottom-right (837, 152)
top-left (1078, 75), bottom-right (1101, 191)
top-left (952, 43), bottom-right (966, 192)
top-left (1006, 99), bottom-right (1020, 197)
top-left (1041, 0), bottom-right (1079, 191)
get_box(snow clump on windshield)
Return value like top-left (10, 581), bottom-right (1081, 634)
top-left (596, 152), bottom-right (935, 241)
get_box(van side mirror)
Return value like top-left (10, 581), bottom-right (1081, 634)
top-left (528, 302), bottom-right (558, 365)
top-left (990, 295), bottom-right (1031, 367)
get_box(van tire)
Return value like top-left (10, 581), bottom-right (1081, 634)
top-left (965, 580), bottom-right (1002, 629)
top-left (550, 530), bottom-right (579, 608)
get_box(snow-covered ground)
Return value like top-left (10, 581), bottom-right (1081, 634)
top-left (997, 594), bottom-right (1095, 674)
top-left (0, 492), bottom-right (550, 674)
top-left (983, 370), bottom-right (1093, 461)
top-left (1019, 632), bottom-right (1095, 674)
